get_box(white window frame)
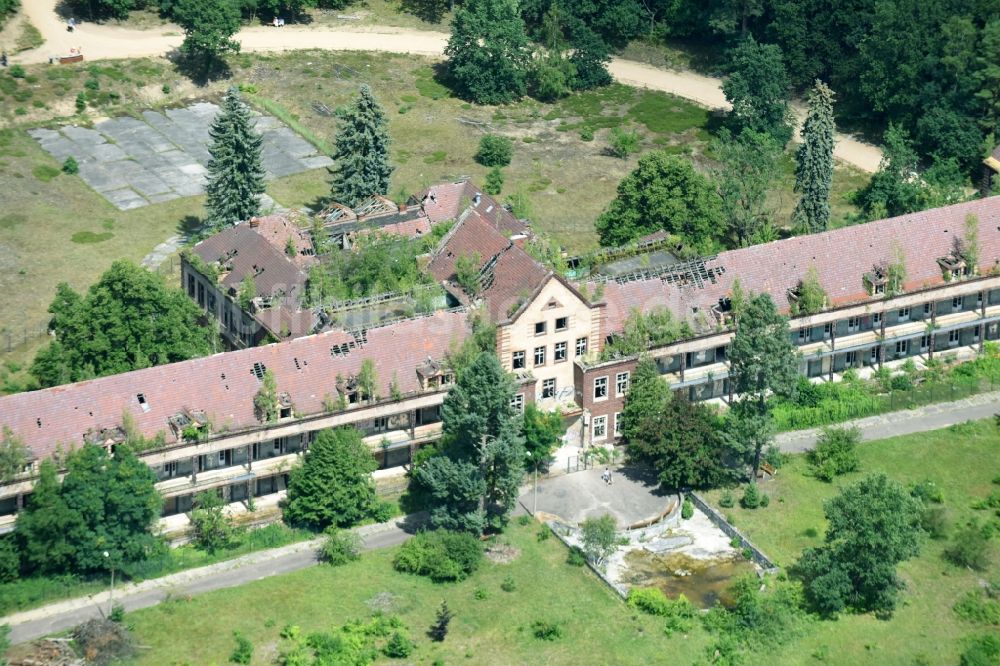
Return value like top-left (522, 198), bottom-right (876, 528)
top-left (872, 312), bottom-right (882, 326)
top-left (218, 451), bottom-right (227, 465)
top-left (541, 378), bottom-right (556, 399)
top-left (613, 412), bottom-right (622, 437)
top-left (554, 341), bottom-right (567, 362)
top-left (575, 337), bottom-right (588, 357)
top-left (847, 317), bottom-right (860, 333)
top-left (374, 416), bottom-right (388, 433)
top-left (952, 296), bottom-right (963, 310)
top-left (919, 335), bottom-right (930, 351)
top-left (534, 346), bottom-right (546, 366)
top-left (897, 307), bottom-right (910, 322)
top-left (512, 350), bottom-right (525, 370)
top-left (895, 339), bottom-right (908, 356)
top-left (923, 302), bottom-right (932, 316)
top-left (511, 394), bottom-right (525, 413)
top-left (615, 371), bottom-right (630, 397)
top-left (555, 316), bottom-right (568, 332)
top-left (592, 415), bottom-right (607, 441)
top-left (594, 376), bottom-right (608, 401)
top-left (797, 328), bottom-right (808, 342)
top-left (949, 329), bottom-right (960, 345)
top-left (874, 282), bottom-right (886, 295)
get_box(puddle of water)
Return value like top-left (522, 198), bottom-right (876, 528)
top-left (619, 550), bottom-right (758, 608)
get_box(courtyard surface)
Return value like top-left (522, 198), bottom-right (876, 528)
top-left (523, 465), bottom-right (672, 526)
top-left (28, 103), bottom-right (332, 210)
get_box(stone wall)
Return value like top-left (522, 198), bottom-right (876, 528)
top-left (688, 492), bottom-right (778, 573)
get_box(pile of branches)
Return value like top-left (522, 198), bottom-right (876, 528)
top-left (72, 618), bottom-right (134, 666)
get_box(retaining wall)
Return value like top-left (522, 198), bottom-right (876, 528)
top-left (688, 492), bottom-right (779, 573)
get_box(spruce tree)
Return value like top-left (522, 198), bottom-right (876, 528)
top-left (792, 81), bottom-right (836, 233)
top-left (330, 85), bottom-right (393, 207)
top-left (205, 87), bottom-right (265, 229)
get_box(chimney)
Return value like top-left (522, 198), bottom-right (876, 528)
top-left (473, 192), bottom-right (482, 206)
top-left (249, 217), bottom-right (260, 228)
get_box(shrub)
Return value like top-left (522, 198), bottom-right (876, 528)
top-left (320, 528), bottom-right (362, 566)
top-left (740, 483), bottom-right (761, 509)
top-left (84, 78), bottom-right (100, 91)
top-left (473, 586), bottom-right (488, 600)
top-left (531, 620), bottom-right (563, 641)
top-left (500, 574), bottom-right (516, 592)
top-left (910, 479), bottom-right (945, 504)
top-left (718, 490), bottom-right (735, 508)
top-left (75, 92), bottom-right (86, 112)
top-left (9, 64), bottom-right (25, 79)
top-left (60, 155), bottom-right (79, 175)
top-left (960, 633), bottom-right (1000, 665)
top-left (476, 134), bottom-right (513, 167)
top-left (627, 587), bottom-right (670, 616)
top-left (580, 128), bottom-right (594, 141)
top-left (607, 126), bottom-right (640, 158)
top-left (954, 589), bottom-right (1000, 625)
top-left (517, 515), bottom-right (532, 526)
top-left (681, 497), bottom-right (694, 520)
top-left (393, 530), bottom-right (483, 582)
top-left (162, 83), bottom-right (171, 94)
top-left (109, 603), bottom-right (126, 623)
top-left (484, 166), bottom-right (504, 195)
top-left (383, 631), bottom-right (414, 658)
top-left (0, 537), bottom-right (20, 583)
top-left (536, 525), bottom-right (551, 541)
top-left (809, 426), bottom-right (861, 482)
top-left (920, 505), bottom-right (949, 540)
top-left (230, 631), bottom-right (253, 664)
top-left (566, 546), bottom-right (587, 566)
top-left (759, 493), bottom-right (770, 508)
top-left (945, 522), bottom-right (993, 570)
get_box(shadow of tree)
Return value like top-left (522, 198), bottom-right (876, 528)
top-left (400, 0), bottom-right (450, 24)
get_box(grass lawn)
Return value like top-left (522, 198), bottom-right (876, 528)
top-left (703, 419), bottom-right (1000, 665)
top-left (123, 520), bottom-right (712, 666)
top-left (114, 421), bottom-right (1000, 665)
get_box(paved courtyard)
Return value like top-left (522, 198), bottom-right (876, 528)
top-left (28, 102), bottom-right (333, 210)
top-left (522, 465), bottom-right (673, 527)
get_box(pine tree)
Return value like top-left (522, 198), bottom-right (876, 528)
top-left (792, 80), bottom-right (836, 233)
top-left (331, 85), bottom-right (393, 207)
top-left (429, 600), bottom-right (454, 642)
top-left (205, 87), bottom-right (265, 229)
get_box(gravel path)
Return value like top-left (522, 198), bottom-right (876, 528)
top-left (12, 0), bottom-right (882, 173)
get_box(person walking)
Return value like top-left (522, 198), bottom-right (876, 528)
top-left (603, 467), bottom-right (610, 485)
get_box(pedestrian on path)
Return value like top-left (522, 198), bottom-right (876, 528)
top-left (602, 468), bottom-right (610, 485)
top-left (608, 468), bottom-right (613, 485)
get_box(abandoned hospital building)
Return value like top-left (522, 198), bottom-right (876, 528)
top-left (2, 183), bottom-right (999, 536)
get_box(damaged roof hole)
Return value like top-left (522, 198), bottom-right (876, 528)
top-left (137, 393), bottom-right (150, 412)
top-left (252, 362), bottom-right (266, 380)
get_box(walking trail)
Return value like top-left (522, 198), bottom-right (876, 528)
top-left (11, 0), bottom-right (882, 173)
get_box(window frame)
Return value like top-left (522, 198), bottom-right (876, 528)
top-left (541, 378), bottom-right (556, 399)
top-left (512, 350), bottom-right (526, 370)
top-left (593, 376), bottom-right (608, 401)
top-left (534, 345), bottom-right (546, 367)
top-left (575, 337), bottom-right (588, 357)
top-left (511, 394), bottom-right (525, 413)
top-left (555, 316), bottom-right (568, 332)
top-left (534, 321), bottom-right (547, 336)
top-left (554, 341), bottom-right (568, 362)
top-left (592, 415), bottom-right (607, 440)
top-left (615, 371), bottom-right (630, 397)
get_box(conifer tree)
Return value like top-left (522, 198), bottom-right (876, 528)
top-left (793, 81), bottom-right (836, 233)
top-left (330, 85), bottom-right (393, 207)
top-left (204, 87), bottom-right (265, 229)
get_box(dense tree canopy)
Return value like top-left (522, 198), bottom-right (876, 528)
top-left (796, 473), bottom-right (924, 616)
top-left (16, 446), bottom-right (161, 576)
top-left (792, 81), bottom-right (835, 233)
top-left (595, 151), bottom-right (724, 250)
top-left (205, 87), bottom-right (265, 229)
top-left (330, 85), bottom-right (393, 207)
top-left (722, 37), bottom-right (793, 145)
top-left (173, 0), bottom-right (242, 81)
top-left (31, 261), bottom-right (217, 388)
top-left (445, 0), bottom-right (532, 104)
top-left (712, 128), bottom-right (781, 247)
top-left (283, 427), bottom-right (382, 530)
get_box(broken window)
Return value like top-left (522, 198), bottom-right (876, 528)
top-left (252, 362), bottom-right (267, 380)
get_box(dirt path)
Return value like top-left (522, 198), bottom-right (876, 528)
top-left (11, 0), bottom-right (882, 172)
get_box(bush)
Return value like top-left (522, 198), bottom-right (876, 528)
top-left (393, 530), bottom-right (482, 582)
top-left (75, 92), bottom-right (86, 112)
top-left (580, 128), bottom-right (594, 141)
top-left (681, 498), bottom-right (694, 520)
top-left (740, 483), bottom-right (762, 509)
top-left (383, 631), bottom-right (414, 658)
top-left (320, 528), bottom-right (362, 566)
top-left (954, 589), bottom-right (1000, 625)
top-left (0, 537), bottom-right (20, 583)
top-left (718, 490), bottom-right (735, 508)
top-left (607, 126), bottom-right (640, 158)
top-left (627, 587), bottom-right (670, 615)
top-left (960, 633), bottom-right (1000, 665)
top-left (484, 166), bottom-right (504, 195)
top-left (9, 64), bottom-right (25, 79)
top-left (566, 546), bottom-right (587, 566)
top-left (531, 620), bottom-right (563, 641)
top-left (809, 427), bottom-right (861, 482)
top-left (109, 602), bottom-right (126, 623)
top-left (62, 156), bottom-right (79, 175)
top-left (759, 493), bottom-right (770, 508)
top-left (945, 522), bottom-right (993, 570)
top-left (162, 83), bottom-right (171, 94)
top-left (920, 505), bottom-right (949, 540)
top-left (536, 525), bottom-right (551, 541)
top-left (230, 631), bottom-right (253, 664)
top-left (475, 134), bottom-right (513, 167)
top-left (910, 479), bottom-right (945, 504)
top-left (501, 574), bottom-right (516, 592)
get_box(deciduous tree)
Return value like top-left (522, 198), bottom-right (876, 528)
top-left (30, 261), bottom-right (217, 388)
top-left (722, 37), bottom-right (793, 145)
top-left (0, 426), bottom-right (28, 484)
top-left (445, 0), bottom-right (531, 104)
top-left (14, 460), bottom-right (75, 576)
top-left (712, 128), bottom-right (781, 247)
top-left (189, 490), bottom-right (238, 554)
top-left (173, 0), bottom-right (242, 82)
top-left (792, 81), bottom-right (836, 233)
top-left (579, 513), bottom-right (618, 566)
top-left (727, 293), bottom-right (798, 478)
top-left (205, 87), bottom-right (265, 229)
top-left (595, 151), bottom-right (723, 251)
top-left (330, 85), bottom-right (393, 207)
top-left (283, 428), bottom-right (381, 530)
top-left (797, 473), bottom-right (923, 616)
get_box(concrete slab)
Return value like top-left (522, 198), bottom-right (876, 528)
top-left (32, 103), bottom-right (331, 210)
top-left (523, 466), bottom-right (671, 527)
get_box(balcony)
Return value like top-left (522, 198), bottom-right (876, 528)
top-left (663, 360), bottom-right (729, 387)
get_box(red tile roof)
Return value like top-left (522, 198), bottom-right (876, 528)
top-left (415, 181), bottom-right (527, 236)
top-left (193, 225), bottom-right (308, 304)
top-left (427, 208), bottom-right (516, 284)
top-left (249, 214), bottom-right (315, 268)
top-left (481, 244), bottom-right (552, 323)
top-left (0, 311), bottom-right (471, 462)
top-left (598, 197), bottom-right (1000, 334)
